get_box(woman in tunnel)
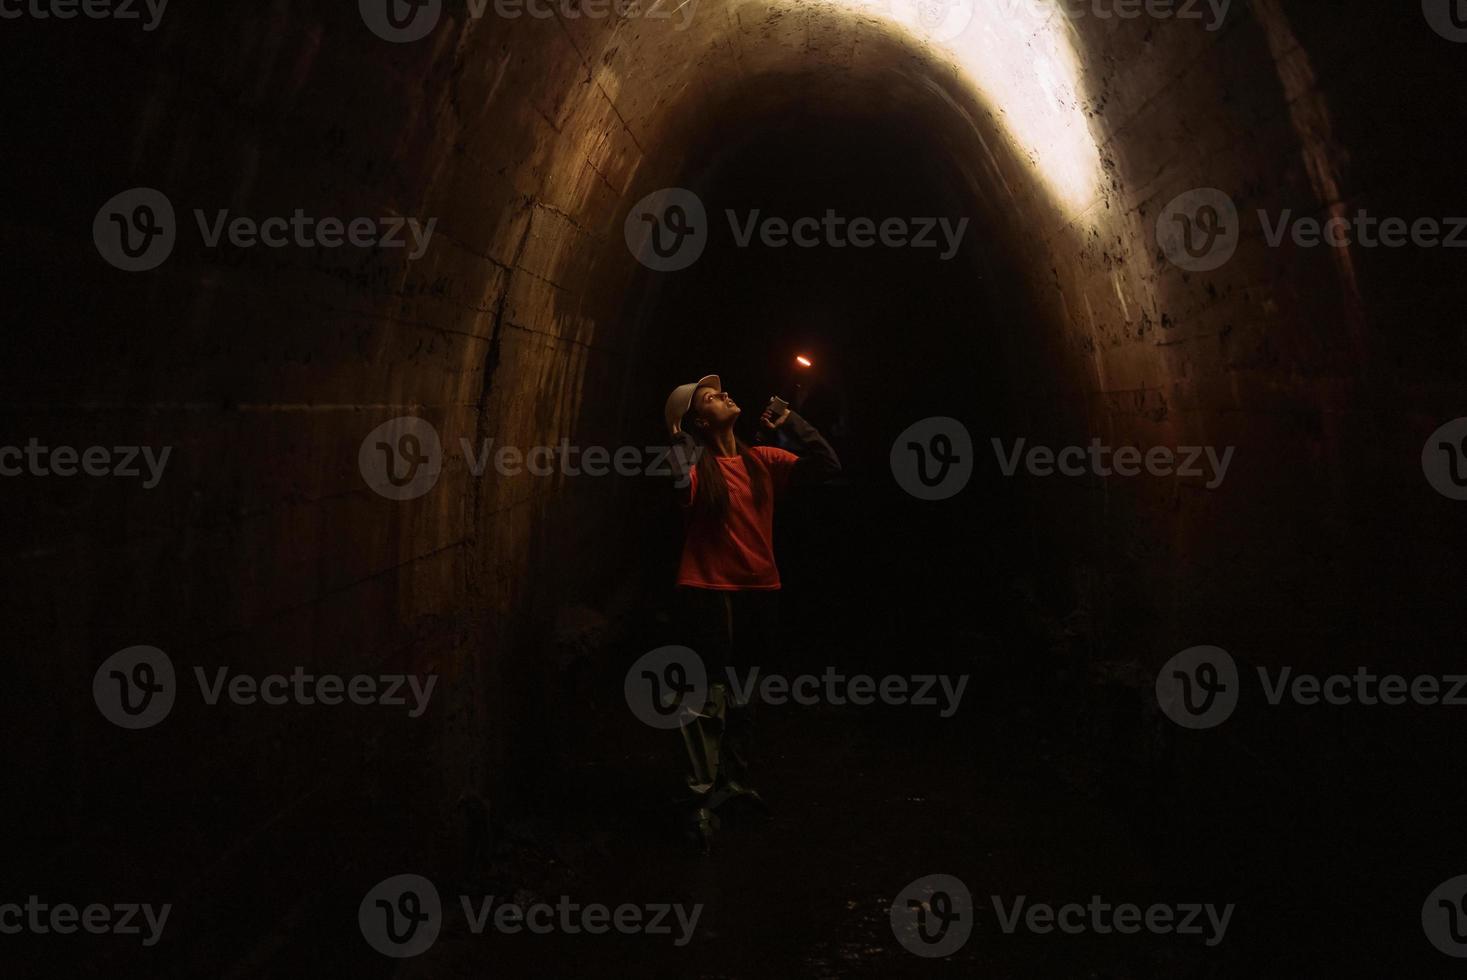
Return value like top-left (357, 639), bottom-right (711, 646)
top-left (664, 374), bottom-right (842, 849)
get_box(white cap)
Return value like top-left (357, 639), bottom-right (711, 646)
top-left (663, 374), bottom-right (721, 436)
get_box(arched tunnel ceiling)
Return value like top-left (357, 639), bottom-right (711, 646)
top-left (479, 0), bottom-right (1119, 397)
top-left (538, 0), bottom-right (1104, 235)
top-left (11, 8), bottom-right (1467, 974)
top-left (844, 0), bottom-right (1103, 211)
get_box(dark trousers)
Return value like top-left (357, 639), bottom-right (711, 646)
top-left (674, 588), bottom-right (779, 799)
top-left (676, 587), bottom-right (780, 685)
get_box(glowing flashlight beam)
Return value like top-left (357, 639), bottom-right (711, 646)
top-left (828, 0), bottom-right (1103, 214)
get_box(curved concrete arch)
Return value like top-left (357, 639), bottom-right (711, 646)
top-left (8, 6), bottom-right (1466, 972)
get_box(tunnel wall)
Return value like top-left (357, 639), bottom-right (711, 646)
top-left (1014, 1), bottom-right (1465, 663)
top-left (7, 0), bottom-right (1463, 947)
top-left (9, 0), bottom-right (1033, 920)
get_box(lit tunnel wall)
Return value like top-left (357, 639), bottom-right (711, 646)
top-left (7, 1), bottom-right (1465, 962)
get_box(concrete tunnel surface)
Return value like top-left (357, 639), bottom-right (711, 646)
top-left (6, 1), bottom-right (1467, 975)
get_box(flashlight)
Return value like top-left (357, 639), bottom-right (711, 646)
top-left (790, 353), bottom-right (814, 411)
top-left (766, 354), bottom-right (814, 421)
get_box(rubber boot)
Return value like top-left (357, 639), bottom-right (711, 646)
top-left (677, 683), bottom-right (728, 851)
top-left (712, 687), bottom-right (769, 821)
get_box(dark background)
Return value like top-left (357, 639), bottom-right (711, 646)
top-left (4, 2), bottom-right (1467, 976)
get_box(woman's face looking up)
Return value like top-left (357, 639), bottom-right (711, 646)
top-left (692, 385), bottom-right (740, 430)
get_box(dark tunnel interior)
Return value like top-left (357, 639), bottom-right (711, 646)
top-left (7, 2), bottom-right (1467, 977)
top-left (630, 99), bottom-right (1025, 675)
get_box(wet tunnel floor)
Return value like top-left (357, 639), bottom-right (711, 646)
top-left (390, 620), bottom-right (1239, 980)
top-left (62, 594), bottom-right (1450, 978)
top-left (101, 577), bottom-right (1448, 979)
